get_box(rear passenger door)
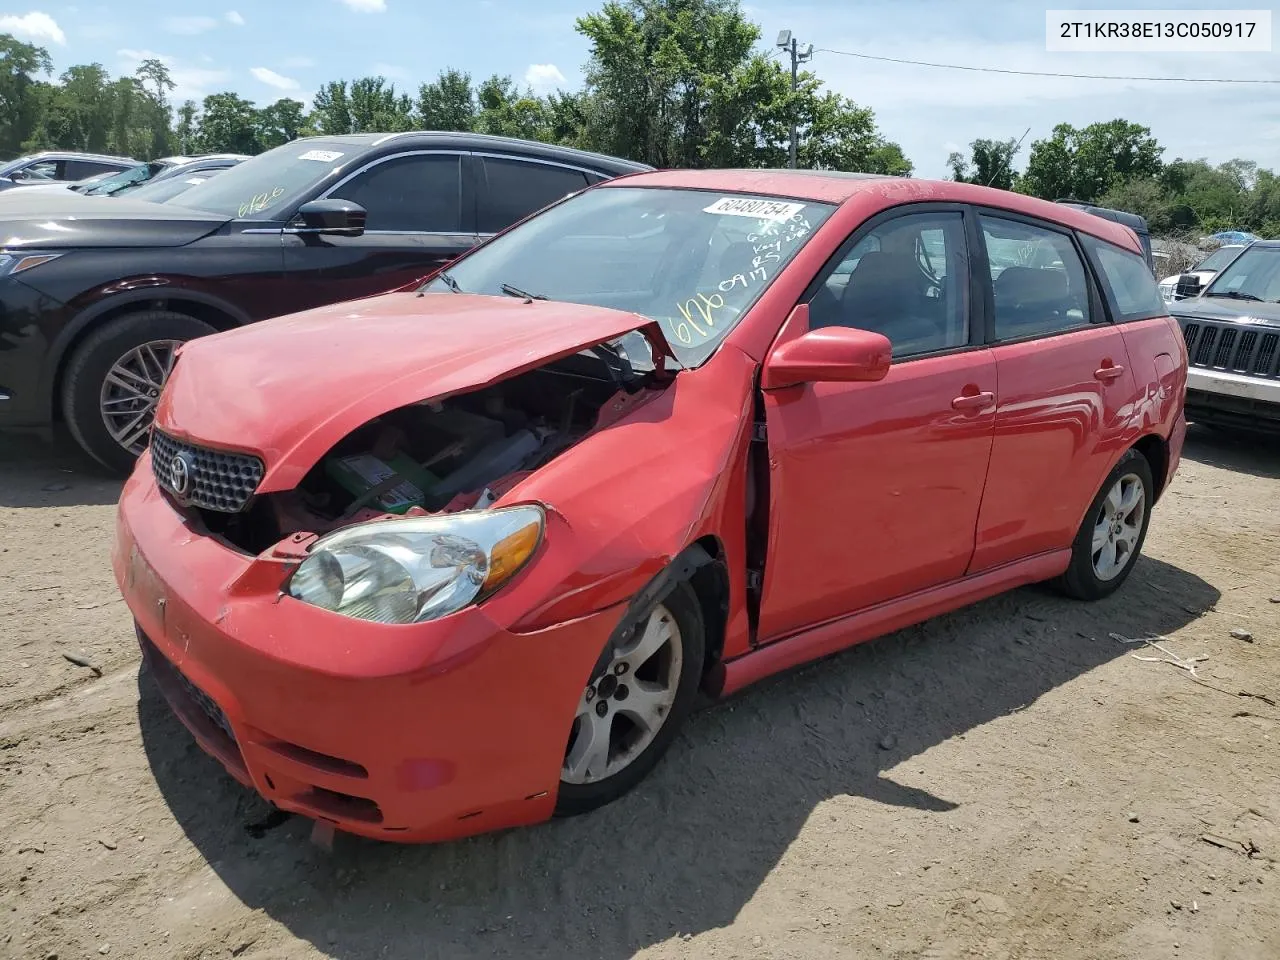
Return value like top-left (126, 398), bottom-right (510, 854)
top-left (280, 151), bottom-right (477, 312)
top-left (966, 212), bottom-right (1139, 574)
top-left (475, 154), bottom-right (591, 238)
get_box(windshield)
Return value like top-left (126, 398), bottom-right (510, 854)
top-left (164, 140), bottom-right (354, 220)
top-left (79, 162), bottom-right (164, 196)
top-left (129, 171), bottom-right (220, 204)
top-left (1193, 245), bottom-right (1242, 273)
top-left (1204, 245), bottom-right (1280, 302)
top-left (0, 155), bottom-right (36, 177)
top-left (422, 186), bottom-right (836, 367)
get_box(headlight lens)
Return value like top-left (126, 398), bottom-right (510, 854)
top-left (0, 251), bottom-right (62, 276)
top-left (287, 505), bottom-right (544, 624)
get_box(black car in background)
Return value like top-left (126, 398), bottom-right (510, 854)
top-left (0, 132), bottom-right (651, 470)
top-left (0, 151), bottom-right (139, 190)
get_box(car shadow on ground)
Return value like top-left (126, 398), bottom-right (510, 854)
top-left (0, 430), bottom-right (123, 508)
top-left (138, 555), bottom-right (1219, 960)
top-left (1183, 422), bottom-right (1280, 480)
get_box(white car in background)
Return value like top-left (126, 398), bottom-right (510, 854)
top-left (1158, 244), bottom-right (1246, 302)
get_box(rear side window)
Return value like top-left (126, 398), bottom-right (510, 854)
top-left (1081, 235), bottom-right (1166, 320)
top-left (980, 216), bottom-right (1091, 340)
top-left (479, 157), bottom-right (589, 233)
top-left (65, 159), bottom-right (128, 180)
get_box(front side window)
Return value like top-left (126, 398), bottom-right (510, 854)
top-left (1193, 245), bottom-right (1242, 273)
top-left (423, 186), bottom-right (836, 367)
top-left (1203, 245), bottom-right (1280, 303)
top-left (331, 154), bottom-right (462, 233)
top-left (1082, 235), bottom-right (1166, 320)
top-left (807, 211), bottom-right (969, 358)
top-left (981, 216), bottom-right (1091, 340)
top-left (479, 157), bottom-right (589, 233)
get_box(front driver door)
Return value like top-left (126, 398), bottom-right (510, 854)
top-left (280, 151), bottom-right (477, 313)
top-left (756, 207), bottom-right (998, 642)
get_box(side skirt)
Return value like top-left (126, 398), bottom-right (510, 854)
top-left (718, 549), bottom-right (1072, 697)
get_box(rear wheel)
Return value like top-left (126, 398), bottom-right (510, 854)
top-left (555, 579), bottom-right (704, 816)
top-left (1057, 448), bottom-right (1154, 600)
top-left (61, 311), bottom-right (216, 473)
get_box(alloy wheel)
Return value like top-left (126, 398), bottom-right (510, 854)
top-left (1091, 472), bottom-right (1146, 581)
top-left (99, 339), bottom-right (181, 454)
top-left (562, 602), bottom-right (684, 785)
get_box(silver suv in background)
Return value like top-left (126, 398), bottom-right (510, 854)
top-left (1171, 240), bottom-right (1280, 432)
top-left (0, 151), bottom-right (138, 190)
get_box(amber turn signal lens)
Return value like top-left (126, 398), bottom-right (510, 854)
top-left (481, 520), bottom-right (542, 592)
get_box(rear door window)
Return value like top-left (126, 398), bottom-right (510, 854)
top-left (980, 216), bottom-right (1092, 340)
top-left (478, 157), bottom-right (589, 233)
top-left (65, 159), bottom-right (129, 180)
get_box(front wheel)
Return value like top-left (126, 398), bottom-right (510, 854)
top-left (1056, 448), bottom-right (1154, 601)
top-left (61, 311), bottom-right (216, 473)
top-left (555, 579), bottom-right (705, 817)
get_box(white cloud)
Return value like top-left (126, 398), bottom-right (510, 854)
top-left (250, 67), bottom-right (301, 91)
top-left (164, 15), bottom-right (219, 35)
top-left (117, 49), bottom-right (230, 104)
top-left (0, 11), bottom-right (66, 45)
top-left (525, 63), bottom-right (566, 93)
top-left (337, 0), bottom-right (386, 11)
top-left (226, 11), bottom-right (245, 26)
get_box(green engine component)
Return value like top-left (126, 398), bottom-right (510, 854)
top-left (325, 452), bottom-right (441, 514)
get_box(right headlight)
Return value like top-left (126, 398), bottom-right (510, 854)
top-left (286, 505), bottom-right (544, 625)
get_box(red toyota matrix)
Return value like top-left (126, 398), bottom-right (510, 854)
top-left (114, 170), bottom-right (1188, 843)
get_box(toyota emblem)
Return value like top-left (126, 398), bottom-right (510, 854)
top-left (169, 451), bottom-right (194, 498)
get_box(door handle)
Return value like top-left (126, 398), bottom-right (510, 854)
top-left (1094, 364), bottom-right (1126, 381)
top-left (951, 391), bottom-right (995, 411)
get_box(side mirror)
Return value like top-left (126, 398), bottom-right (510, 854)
top-left (1175, 273), bottom-right (1203, 299)
top-left (292, 199), bottom-right (367, 237)
top-left (762, 323), bottom-right (892, 390)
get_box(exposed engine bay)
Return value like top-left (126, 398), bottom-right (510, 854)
top-left (195, 344), bottom-right (668, 554)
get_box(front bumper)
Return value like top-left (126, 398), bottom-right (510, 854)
top-left (114, 456), bottom-right (624, 843)
top-left (1184, 368), bottom-right (1280, 429)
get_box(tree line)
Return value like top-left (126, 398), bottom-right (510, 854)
top-left (0, 0), bottom-right (911, 175)
top-left (0, 0), bottom-right (1272, 237)
top-left (951, 120), bottom-right (1277, 238)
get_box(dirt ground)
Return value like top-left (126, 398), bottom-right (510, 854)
top-left (1, 425), bottom-right (1278, 960)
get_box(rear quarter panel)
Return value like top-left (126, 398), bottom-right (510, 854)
top-left (1118, 315), bottom-right (1188, 490)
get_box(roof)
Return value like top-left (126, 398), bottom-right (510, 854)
top-left (605, 169), bottom-right (1145, 252)
top-left (292, 131), bottom-right (652, 174)
top-left (22, 150), bottom-right (137, 164)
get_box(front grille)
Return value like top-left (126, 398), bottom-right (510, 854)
top-left (1180, 319), bottom-right (1280, 379)
top-left (150, 429), bottom-right (264, 513)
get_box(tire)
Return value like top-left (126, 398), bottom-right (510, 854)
top-left (61, 311), bottom-right (216, 474)
top-left (555, 578), bottom-right (705, 816)
top-left (1056, 448), bottom-right (1155, 601)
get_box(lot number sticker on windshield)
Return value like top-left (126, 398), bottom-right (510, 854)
top-left (703, 197), bottom-right (806, 222)
top-left (298, 149), bottom-right (344, 162)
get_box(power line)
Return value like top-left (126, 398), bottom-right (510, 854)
top-left (814, 47), bottom-right (1280, 85)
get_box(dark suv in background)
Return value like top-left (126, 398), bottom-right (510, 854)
top-left (0, 132), bottom-right (650, 470)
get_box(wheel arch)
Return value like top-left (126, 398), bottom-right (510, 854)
top-left (42, 288), bottom-right (249, 423)
top-left (1131, 432), bottom-right (1171, 502)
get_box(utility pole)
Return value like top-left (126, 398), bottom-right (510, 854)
top-left (776, 30), bottom-right (813, 169)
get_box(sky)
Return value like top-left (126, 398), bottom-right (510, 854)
top-left (1, 0), bottom-right (1277, 178)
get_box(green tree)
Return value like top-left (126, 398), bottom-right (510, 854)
top-left (1021, 120), bottom-right (1163, 201)
top-left (416, 69), bottom-right (475, 131)
top-left (256, 98), bottom-right (308, 149)
top-left (197, 92), bottom-right (261, 154)
top-left (474, 75), bottom-right (550, 140)
top-left (311, 80), bottom-right (352, 135)
top-left (174, 100), bottom-right (198, 153)
top-left (948, 137), bottom-right (1019, 190)
top-left (0, 34), bottom-right (54, 155)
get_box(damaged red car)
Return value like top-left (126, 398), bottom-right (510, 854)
top-left (114, 170), bottom-right (1188, 843)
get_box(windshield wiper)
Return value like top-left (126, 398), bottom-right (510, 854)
top-left (500, 282), bottom-right (547, 302)
top-left (438, 271), bottom-right (462, 293)
top-left (1210, 290), bottom-right (1262, 301)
